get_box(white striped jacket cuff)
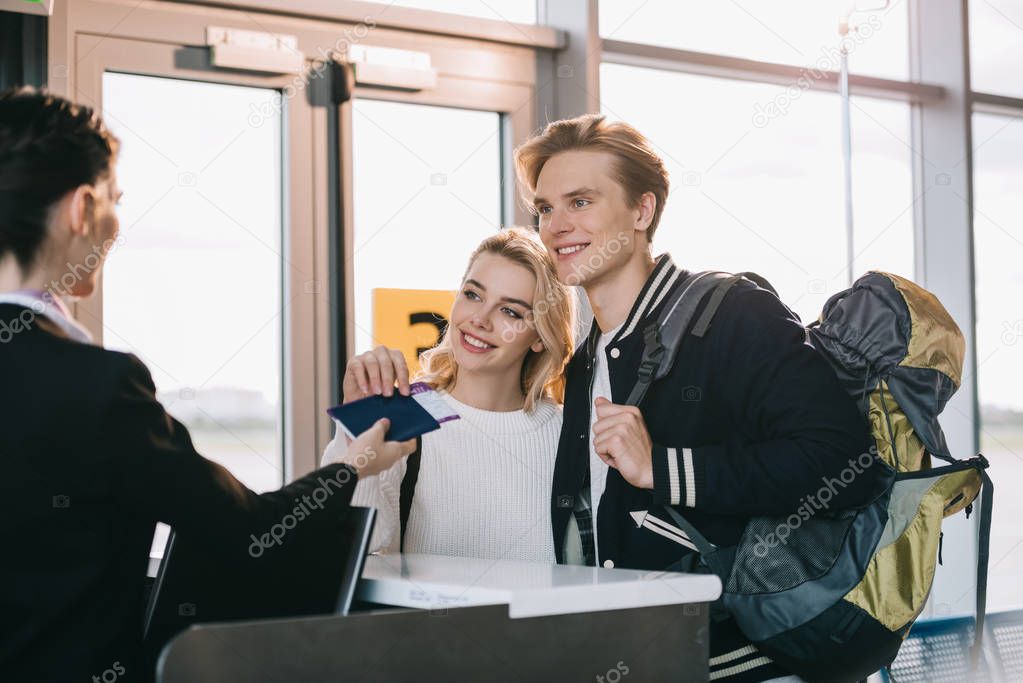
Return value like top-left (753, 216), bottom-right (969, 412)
top-left (651, 443), bottom-right (702, 508)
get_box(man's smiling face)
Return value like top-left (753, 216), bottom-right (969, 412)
top-left (533, 149), bottom-right (645, 287)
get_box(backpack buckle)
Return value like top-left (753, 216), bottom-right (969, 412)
top-left (637, 324), bottom-right (664, 384)
top-left (636, 359), bottom-right (659, 382)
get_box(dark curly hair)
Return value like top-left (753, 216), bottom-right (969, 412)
top-left (0, 86), bottom-right (119, 271)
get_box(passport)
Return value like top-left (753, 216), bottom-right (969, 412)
top-left (327, 382), bottom-right (460, 442)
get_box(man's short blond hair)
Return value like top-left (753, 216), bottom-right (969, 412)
top-left (514, 114), bottom-right (670, 243)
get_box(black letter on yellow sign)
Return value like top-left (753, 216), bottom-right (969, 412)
top-left (409, 312), bottom-right (448, 357)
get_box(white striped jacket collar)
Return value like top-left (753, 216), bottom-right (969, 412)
top-left (585, 253), bottom-right (684, 357)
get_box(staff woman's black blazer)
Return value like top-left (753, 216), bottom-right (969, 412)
top-left (0, 303), bottom-right (358, 682)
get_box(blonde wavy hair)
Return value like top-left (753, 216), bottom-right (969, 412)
top-left (417, 227), bottom-right (575, 412)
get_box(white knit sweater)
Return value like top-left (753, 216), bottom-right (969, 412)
top-left (320, 392), bottom-right (562, 563)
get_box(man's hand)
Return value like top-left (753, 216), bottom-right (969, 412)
top-left (592, 396), bottom-right (654, 489)
top-left (342, 345), bottom-right (411, 402)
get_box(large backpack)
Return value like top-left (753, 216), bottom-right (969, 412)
top-left (630, 270), bottom-right (993, 683)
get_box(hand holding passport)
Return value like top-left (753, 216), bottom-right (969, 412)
top-left (328, 382), bottom-right (460, 443)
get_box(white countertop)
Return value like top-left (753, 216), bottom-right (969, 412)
top-left (356, 552), bottom-right (721, 619)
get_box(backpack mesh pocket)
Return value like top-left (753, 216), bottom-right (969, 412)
top-left (726, 511), bottom-right (856, 595)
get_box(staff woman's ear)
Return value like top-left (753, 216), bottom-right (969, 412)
top-left (67, 184), bottom-right (99, 238)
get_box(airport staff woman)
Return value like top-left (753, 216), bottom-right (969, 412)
top-left (0, 87), bottom-right (415, 682)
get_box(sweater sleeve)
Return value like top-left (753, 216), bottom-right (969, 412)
top-left (323, 423), bottom-right (403, 554)
top-left (107, 354), bottom-right (359, 557)
top-left (650, 287), bottom-right (889, 517)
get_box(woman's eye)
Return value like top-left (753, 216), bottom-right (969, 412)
top-left (502, 307), bottom-right (522, 320)
top-left (463, 289), bottom-right (480, 301)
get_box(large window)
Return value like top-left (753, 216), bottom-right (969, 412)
top-left (102, 73), bottom-right (285, 494)
top-left (351, 99), bottom-right (503, 354)
top-left (973, 112), bottom-right (1023, 611)
top-left (599, 0), bottom-right (909, 80)
top-left (600, 63), bottom-right (913, 324)
top-left (969, 0), bottom-right (1023, 99)
top-left (969, 0), bottom-right (1023, 613)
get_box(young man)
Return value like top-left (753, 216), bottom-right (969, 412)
top-left (515, 115), bottom-right (888, 682)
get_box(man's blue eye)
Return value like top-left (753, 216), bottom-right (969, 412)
top-left (574, 199), bottom-right (589, 208)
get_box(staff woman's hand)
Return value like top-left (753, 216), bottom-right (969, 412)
top-left (342, 345), bottom-right (411, 402)
top-left (339, 418), bottom-right (416, 478)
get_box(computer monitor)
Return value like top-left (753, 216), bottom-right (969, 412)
top-left (142, 506), bottom-right (376, 664)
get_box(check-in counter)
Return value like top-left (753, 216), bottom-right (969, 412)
top-left (157, 553), bottom-right (721, 682)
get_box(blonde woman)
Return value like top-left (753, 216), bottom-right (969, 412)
top-left (321, 227), bottom-right (575, 562)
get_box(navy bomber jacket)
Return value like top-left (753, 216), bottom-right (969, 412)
top-left (550, 253), bottom-right (889, 681)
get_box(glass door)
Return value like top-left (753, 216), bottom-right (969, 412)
top-left (350, 99), bottom-right (504, 359)
top-left (101, 72), bottom-right (286, 493)
top-left (72, 34), bottom-right (324, 501)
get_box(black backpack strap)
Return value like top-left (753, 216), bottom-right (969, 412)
top-left (661, 505), bottom-right (729, 580)
top-left (625, 270), bottom-right (781, 407)
top-left (398, 436), bottom-right (423, 552)
top-left (691, 271), bottom-right (778, 338)
top-left (971, 459), bottom-right (994, 670)
top-left (690, 274), bottom-right (746, 338)
top-left (735, 271), bottom-right (778, 297)
top-left (625, 271), bottom-right (730, 407)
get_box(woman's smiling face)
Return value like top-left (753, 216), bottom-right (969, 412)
top-left (449, 251), bottom-right (544, 375)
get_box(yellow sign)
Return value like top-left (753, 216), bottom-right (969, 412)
top-left (373, 288), bottom-right (456, 376)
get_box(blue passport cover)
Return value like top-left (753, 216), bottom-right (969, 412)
top-left (327, 393), bottom-right (441, 442)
